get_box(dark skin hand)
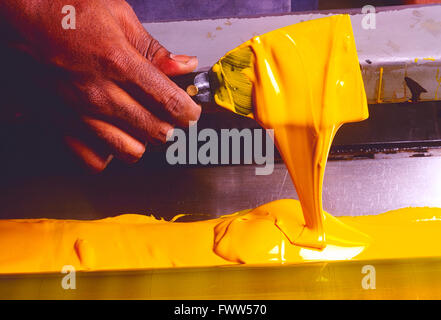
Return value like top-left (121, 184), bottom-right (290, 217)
top-left (0, 0), bottom-right (201, 172)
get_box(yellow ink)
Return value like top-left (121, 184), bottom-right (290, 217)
top-left (1, 200), bottom-right (441, 273)
top-left (377, 67), bottom-right (384, 103)
top-left (216, 14), bottom-right (368, 249)
top-left (436, 68), bottom-right (441, 100)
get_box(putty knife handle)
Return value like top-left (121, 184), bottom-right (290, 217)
top-left (187, 72), bottom-right (212, 103)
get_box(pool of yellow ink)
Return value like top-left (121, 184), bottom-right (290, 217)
top-left (0, 15), bottom-right (440, 274)
top-left (1, 200), bottom-right (441, 273)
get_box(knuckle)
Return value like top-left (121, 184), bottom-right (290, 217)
top-left (146, 38), bottom-right (164, 61)
top-left (102, 48), bottom-right (132, 74)
top-left (163, 91), bottom-right (183, 118)
top-left (83, 84), bottom-right (106, 107)
top-left (163, 90), bottom-right (201, 125)
top-left (80, 83), bottom-right (114, 117)
top-left (134, 33), bottom-right (152, 58)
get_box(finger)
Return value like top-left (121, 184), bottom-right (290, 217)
top-left (105, 85), bottom-right (176, 145)
top-left (115, 2), bottom-right (198, 76)
top-left (99, 81), bottom-right (175, 145)
top-left (82, 117), bottom-right (146, 164)
top-left (105, 44), bottom-right (201, 127)
top-left (66, 80), bottom-right (175, 145)
top-left (65, 135), bottom-right (114, 173)
top-left (53, 100), bottom-right (114, 173)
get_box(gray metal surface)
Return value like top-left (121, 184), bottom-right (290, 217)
top-left (145, 4), bottom-right (441, 103)
top-left (2, 151), bottom-right (441, 220)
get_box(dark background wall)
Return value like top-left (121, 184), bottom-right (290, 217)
top-left (126, 0), bottom-right (317, 22)
top-left (126, 0), bottom-right (410, 22)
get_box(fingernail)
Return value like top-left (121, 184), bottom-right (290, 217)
top-left (104, 154), bottom-right (114, 167)
top-left (165, 127), bottom-right (175, 141)
top-left (170, 54), bottom-right (196, 64)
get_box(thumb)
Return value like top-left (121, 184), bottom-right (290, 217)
top-left (153, 52), bottom-right (198, 77)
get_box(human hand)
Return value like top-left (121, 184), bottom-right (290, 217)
top-left (0, 0), bottom-right (201, 172)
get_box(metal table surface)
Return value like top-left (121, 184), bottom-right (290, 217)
top-left (1, 150), bottom-right (441, 220)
